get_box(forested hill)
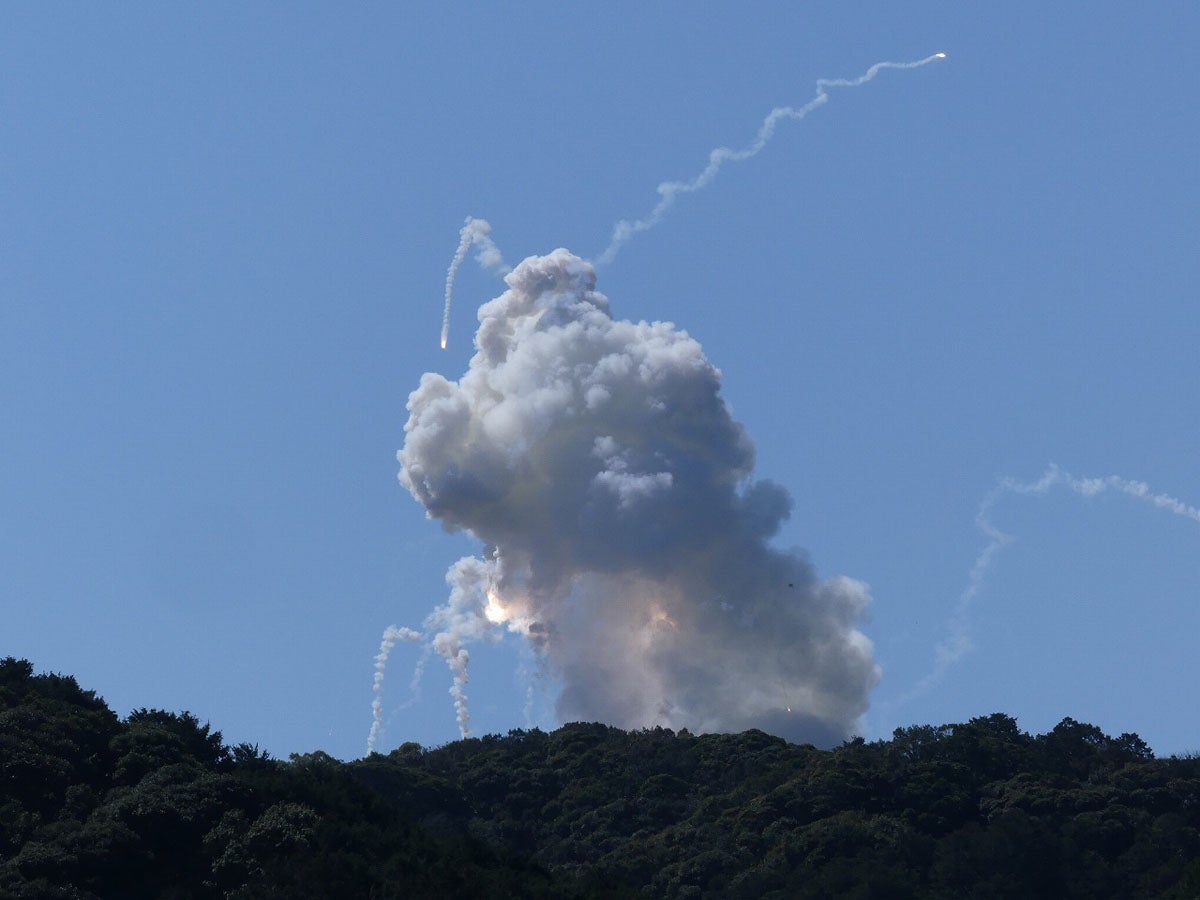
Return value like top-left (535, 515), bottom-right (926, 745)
top-left (4, 657), bottom-right (1200, 899)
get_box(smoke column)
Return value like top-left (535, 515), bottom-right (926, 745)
top-left (367, 625), bottom-right (422, 753)
top-left (596, 52), bottom-right (946, 266)
top-left (396, 249), bottom-right (880, 746)
top-left (441, 217), bottom-right (509, 349)
top-left (906, 464), bottom-right (1200, 700)
top-left (381, 52), bottom-right (950, 748)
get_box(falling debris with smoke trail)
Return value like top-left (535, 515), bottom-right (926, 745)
top-left (394, 249), bottom-right (880, 747)
top-left (596, 52), bottom-right (946, 266)
top-left (903, 464), bottom-right (1200, 702)
top-left (441, 217), bottom-right (509, 349)
top-left (437, 53), bottom-right (947, 348)
top-left (367, 625), bottom-right (422, 753)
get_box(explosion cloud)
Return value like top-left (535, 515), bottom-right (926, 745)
top-left (379, 52), bottom-right (955, 748)
top-left (394, 249), bottom-right (879, 746)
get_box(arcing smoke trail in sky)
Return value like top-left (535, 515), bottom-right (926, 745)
top-left (905, 464), bottom-right (1200, 701)
top-left (441, 217), bottom-right (509, 349)
top-left (367, 625), bottom-right (422, 753)
top-left (394, 250), bottom-right (880, 746)
top-left (596, 52), bottom-right (947, 266)
top-left (436, 54), bottom-right (946, 350)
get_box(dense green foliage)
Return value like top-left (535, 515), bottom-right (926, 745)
top-left (4, 657), bottom-right (1200, 898)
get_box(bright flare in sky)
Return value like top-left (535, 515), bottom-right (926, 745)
top-left (484, 589), bottom-right (509, 625)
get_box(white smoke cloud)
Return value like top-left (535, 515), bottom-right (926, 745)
top-left (395, 249), bottom-right (879, 746)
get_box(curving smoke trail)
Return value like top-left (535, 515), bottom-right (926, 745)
top-left (905, 464), bottom-right (1200, 701)
top-left (395, 249), bottom-right (880, 745)
top-left (596, 52), bottom-right (946, 266)
top-left (441, 217), bottom-right (509, 350)
top-left (435, 54), bottom-right (946, 343)
top-left (367, 625), bottom-right (423, 753)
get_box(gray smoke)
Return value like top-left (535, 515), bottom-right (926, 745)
top-left (397, 249), bottom-right (879, 745)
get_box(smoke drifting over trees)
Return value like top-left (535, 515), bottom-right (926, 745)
top-left (395, 249), bottom-right (878, 746)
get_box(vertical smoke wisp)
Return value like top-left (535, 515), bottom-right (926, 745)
top-left (367, 625), bottom-right (423, 753)
top-left (906, 464), bottom-right (1200, 700)
top-left (441, 217), bottom-right (510, 349)
top-left (421, 554), bottom-right (526, 738)
top-left (396, 249), bottom-right (880, 746)
top-left (596, 52), bottom-right (946, 266)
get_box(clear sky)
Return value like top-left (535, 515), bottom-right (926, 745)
top-left (4, 3), bottom-right (1197, 760)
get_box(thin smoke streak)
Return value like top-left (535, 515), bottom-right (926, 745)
top-left (435, 54), bottom-right (945, 348)
top-left (903, 464), bottom-right (1200, 703)
top-left (381, 643), bottom-right (434, 743)
top-left (403, 644), bottom-right (433, 709)
top-left (367, 625), bottom-right (422, 754)
top-left (596, 52), bottom-right (946, 266)
top-left (518, 651), bottom-right (553, 730)
top-left (441, 217), bottom-right (508, 350)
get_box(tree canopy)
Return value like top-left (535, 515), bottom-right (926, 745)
top-left (3, 656), bottom-right (1199, 898)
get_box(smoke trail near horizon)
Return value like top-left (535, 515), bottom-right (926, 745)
top-left (441, 217), bottom-right (509, 350)
top-left (367, 625), bottom-right (422, 753)
top-left (904, 464), bottom-right (1200, 701)
top-left (596, 52), bottom-right (946, 266)
top-left (395, 249), bottom-right (880, 746)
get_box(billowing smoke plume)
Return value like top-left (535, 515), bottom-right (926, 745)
top-left (396, 249), bottom-right (879, 746)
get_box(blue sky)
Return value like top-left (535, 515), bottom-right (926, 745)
top-left (4, 3), bottom-right (1197, 759)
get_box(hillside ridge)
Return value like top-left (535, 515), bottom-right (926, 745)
top-left (4, 657), bottom-right (1200, 898)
